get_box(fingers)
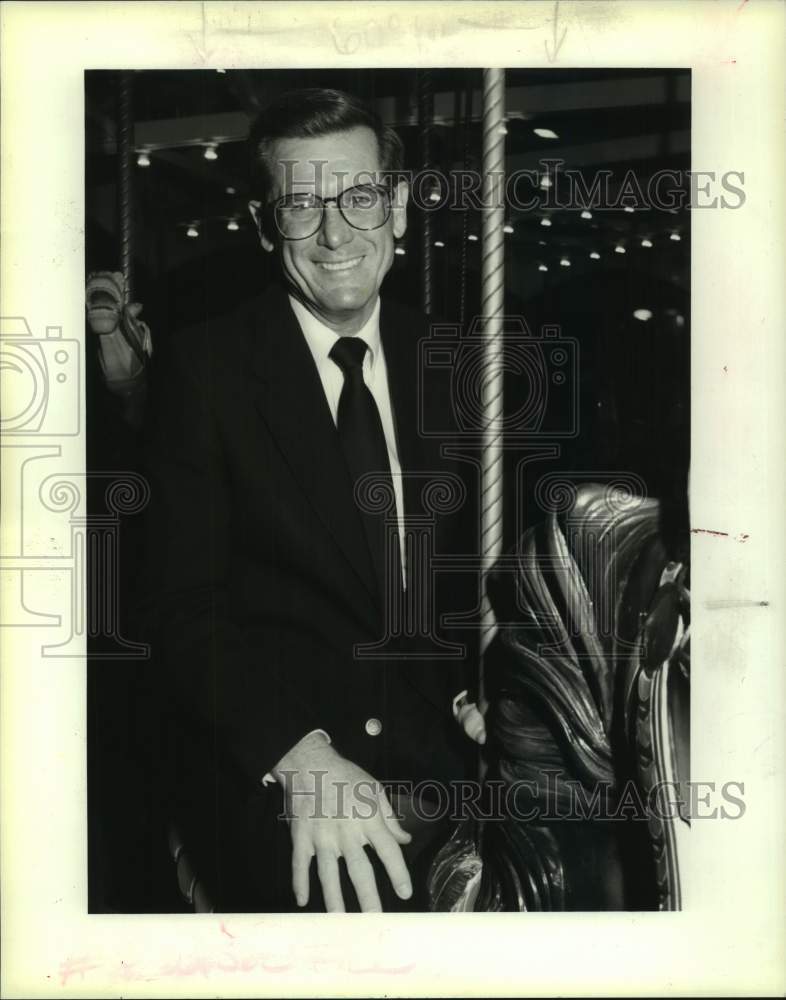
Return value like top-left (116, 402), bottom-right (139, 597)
top-left (316, 849), bottom-right (345, 913)
top-left (369, 831), bottom-right (412, 901)
top-left (457, 702), bottom-right (487, 744)
top-left (343, 847), bottom-right (382, 912)
top-left (291, 834), bottom-right (313, 907)
top-left (378, 788), bottom-right (412, 845)
top-left (466, 705), bottom-right (487, 744)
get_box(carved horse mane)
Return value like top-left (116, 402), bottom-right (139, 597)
top-left (429, 482), bottom-right (690, 911)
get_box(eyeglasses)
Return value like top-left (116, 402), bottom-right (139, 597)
top-left (272, 183), bottom-right (392, 240)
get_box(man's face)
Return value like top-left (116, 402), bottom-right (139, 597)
top-left (251, 126), bottom-right (408, 332)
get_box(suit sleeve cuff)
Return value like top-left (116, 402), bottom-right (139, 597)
top-left (261, 728), bottom-right (332, 787)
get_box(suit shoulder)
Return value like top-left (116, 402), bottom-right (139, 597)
top-left (152, 287), bottom-right (283, 381)
top-left (380, 296), bottom-right (431, 333)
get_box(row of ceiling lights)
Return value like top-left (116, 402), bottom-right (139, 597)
top-left (183, 219), bottom-right (683, 246)
top-left (137, 142), bottom-right (223, 167)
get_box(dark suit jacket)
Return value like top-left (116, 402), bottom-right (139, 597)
top-left (140, 282), bottom-right (476, 909)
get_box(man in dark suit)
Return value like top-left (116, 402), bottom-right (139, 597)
top-left (142, 88), bottom-right (484, 913)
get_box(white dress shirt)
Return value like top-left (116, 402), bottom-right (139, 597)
top-left (288, 294), bottom-right (407, 587)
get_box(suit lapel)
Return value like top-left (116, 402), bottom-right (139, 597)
top-left (380, 300), bottom-right (430, 519)
top-left (381, 302), bottom-right (459, 715)
top-left (249, 285), bottom-right (379, 606)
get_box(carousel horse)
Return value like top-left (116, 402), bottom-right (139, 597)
top-left (428, 481), bottom-right (690, 911)
top-left (86, 270), bottom-right (152, 427)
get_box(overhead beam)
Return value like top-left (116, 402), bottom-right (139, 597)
top-left (120, 74), bottom-right (689, 153)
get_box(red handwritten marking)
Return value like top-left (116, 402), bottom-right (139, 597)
top-left (350, 961), bottom-right (418, 975)
top-left (55, 947), bottom-right (415, 983)
top-left (59, 956), bottom-right (101, 987)
top-left (220, 920), bottom-right (235, 939)
top-left (737, 0), bottom-right (749, 10)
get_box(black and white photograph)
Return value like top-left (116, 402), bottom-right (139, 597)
top-left (2, 3), bottom-right (784, 997)
top-left (85, 66), bottom-right (692, 916)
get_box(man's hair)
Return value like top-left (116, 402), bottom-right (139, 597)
top-left (247, 88), bottom-right (405, 204)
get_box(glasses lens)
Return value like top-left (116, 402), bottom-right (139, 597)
top-left (274, 192), bottom-right (322, 238)
top-left (339, 185), bottom-right (390, 230)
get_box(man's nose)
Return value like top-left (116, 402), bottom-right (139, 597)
top-left (317, 203), bottom-right (353, 250)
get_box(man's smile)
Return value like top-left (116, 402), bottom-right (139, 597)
top-left (315, 255), bottom-right (365, 272)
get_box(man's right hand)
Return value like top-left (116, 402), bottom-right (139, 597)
top-left (272, 731), bottom-right (413, 912)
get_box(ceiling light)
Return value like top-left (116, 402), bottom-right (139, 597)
top-left (641, 238), bottom-right (653, 248)
top-left (533, 127), bottom-right (559, 140)
top-left (468, 233), bottom-right (478, 242)
top-left (226, 219), bottom-right (239, 231)
top-left (498, 123), bottom-right (508, 135)
top-left (633, 309), bottom-right (653, 322)
top-left (394, 246), bottom-right (406, 255)
top-left (538, 264), bottom-right (548, 272)
top-left (226, 186), bottom-right (236, 195)
top-left (560, 257), bottom-right (571, 267)
top-left (434, 240), bottom-right (445, 248)
top-left (186, 225), bottom-right (199, 238)
top-left (204, 144), bottom-right (219, 161)
top-left (623, 206), bottom-right (635, 213)
top-left (503, 224), bottom-right (514, 234)
top-left (589, 251), bottom-right (600, 260)
top-left (614, 244), bottom-right (626, 254)
top-left (539, 175), bottom-right (552, 189)
top-left (136, 151), bottom-right (151, 167)
top-left (540, 218), bottom-right (552, 227)
top-left (670, 232), bottom-right (681, 241)
top-left (580, 210), bottom-right (592, 220)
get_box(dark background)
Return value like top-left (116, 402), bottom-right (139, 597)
top-left (86, 68), bottom-right (690, 912)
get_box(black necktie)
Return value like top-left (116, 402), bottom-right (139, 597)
top-left (329, 336), bottom-right (402, 605)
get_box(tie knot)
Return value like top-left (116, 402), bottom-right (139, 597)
top-left (329, 336), bottom-right (368, 374)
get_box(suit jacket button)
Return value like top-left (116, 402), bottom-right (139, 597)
top-left (365, 717), bottom-right (383, 737)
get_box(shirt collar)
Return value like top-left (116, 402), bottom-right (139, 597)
top-left (288, 295), bottom-right (382, 375)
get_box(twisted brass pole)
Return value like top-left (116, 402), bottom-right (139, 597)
top-left (479, 68), bottom-right (506, 704)
top-left (418, 70), bottom-right (435, 315)
top-left (117, 72), bottom-right (134, 305)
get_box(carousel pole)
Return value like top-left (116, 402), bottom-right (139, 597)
top-left (478, 69), bottom-right (506, 709)
top-left (418, 70), bottom-right (435, 315)
top-left (117, 71), bottom-right (134, 305)
top-left (458, 81), bottom-right (473, 329)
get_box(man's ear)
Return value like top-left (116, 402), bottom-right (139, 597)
top-left (391, 180), bottom-right (409, 241)
top-left (248, 200), bottom-right (275, 253)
